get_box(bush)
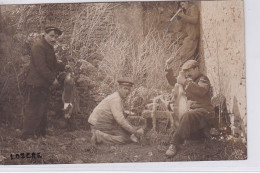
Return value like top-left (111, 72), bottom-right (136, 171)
top-left (0, 2), bottom-right (180, 127)
top-left (98, 26), bottom-right (178, 94)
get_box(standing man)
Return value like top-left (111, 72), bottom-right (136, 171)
top-left (22, 27), bottom-right (66, 140)
top-left (166, 1), bottom-right (200, 81)
top-left (88, 78), bottom-right (144, 145)
top-left (165, 60), bottom-right (214, 157)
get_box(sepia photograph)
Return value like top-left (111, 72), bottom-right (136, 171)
top-left (0, 0), bottom-right (247, 165)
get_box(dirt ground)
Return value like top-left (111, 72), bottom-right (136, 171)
top-left (0, 125), bottom-right (247, 165)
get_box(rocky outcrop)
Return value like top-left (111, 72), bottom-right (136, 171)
top-left (200, 1), bottom-right (246, 139)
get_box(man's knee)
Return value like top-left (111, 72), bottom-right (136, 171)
top-left (93, 129), bottom-right (129, 144)
top-left (181, 111), bottom-right (193, 122)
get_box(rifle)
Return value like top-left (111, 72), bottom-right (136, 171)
top-left (169, 8), bottom-right (182, 22)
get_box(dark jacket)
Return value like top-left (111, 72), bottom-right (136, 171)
top-left (184, 74), bottom-right (214, 114)
top-left (26, 37), bottom-right (65, 88)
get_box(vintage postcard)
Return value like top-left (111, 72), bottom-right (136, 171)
top-left (0, 0), bottom-right (247, 165)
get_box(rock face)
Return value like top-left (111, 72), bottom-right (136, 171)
top-left (200, 1), bottom-right (246, 138)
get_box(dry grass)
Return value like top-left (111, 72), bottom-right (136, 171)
top-left (97, 25), bottom-right (179, 95)
top-left (1, 3), bottom-right (181, 126)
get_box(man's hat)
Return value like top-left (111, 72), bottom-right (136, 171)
top-left (182, 60), bottom-right (199, 71)
top-left (117, 78), bottom-right (134, 87)
top-left (44, 26), bottom-right (62, 36)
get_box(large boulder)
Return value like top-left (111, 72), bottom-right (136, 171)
top-left (76, 74), bottom-right (96, 89)
top-left (78, 59), bottom-right (97, 75)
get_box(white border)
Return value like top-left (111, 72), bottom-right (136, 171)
top-left (1, 0), bottom-right (260, 171)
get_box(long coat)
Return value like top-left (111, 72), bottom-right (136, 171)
top-left (26, 36), bottom-right (64, 88)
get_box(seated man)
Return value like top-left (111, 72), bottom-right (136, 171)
top-left (166, 60), bottom-right (214, 157)
top-left (88, 78), bottom-right (143, 145)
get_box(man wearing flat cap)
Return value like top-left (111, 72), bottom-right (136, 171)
top-left (166, 60), bottom-right (214, 157)
top-left (22, 26), bottom-right (67, 140)
top-left (88, 78), bottom-right (144, 145)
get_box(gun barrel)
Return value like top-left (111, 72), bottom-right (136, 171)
top-left (170, 8), bottom-right (182, 22)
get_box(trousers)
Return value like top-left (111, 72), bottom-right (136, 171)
top-left (171, 109), bottom-right (212, 145)
top-left (90, 123), bottom-right (131, 144)
top-left (22, 86), bottom-right (50, 138)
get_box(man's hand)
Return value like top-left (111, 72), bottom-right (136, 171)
top-left (135, 128), bottom-right (144, 138)
top-left (169, 8), bottom-right (183, 22)
top-left (177, 11), bottom-right (185, 18)
top-left (177, 74), bottom-right (186, 85)
top-left (52, 78), bottom-right (59, 87)
top-left (124, 110), bottom-right (135, 117)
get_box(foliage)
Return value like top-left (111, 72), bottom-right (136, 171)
top-left (98, 26), bottom-right (177, 94)
top-left (1, 2), bottom-right (179, 127)
top-left (0, 32), bottom-right (28, 126)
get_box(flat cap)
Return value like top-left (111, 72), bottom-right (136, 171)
top-left (117, 78), bottom-right (134, 87)
top-left (182, 60), bottom-right (199, 71)
top-left (44, 26), bottom-right (62, 36)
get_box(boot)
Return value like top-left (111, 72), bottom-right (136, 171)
top-left (165, 144), bottom-right (178, 157)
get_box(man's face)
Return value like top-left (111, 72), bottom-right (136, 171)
top-left (184, 67), bottom-right (200, 80)
top-left (44, 30), bottom-right (59, 46)
top-left (180, 2), bottom-right (189, 10)
top-left (119, 85), bottom-right (132, 99)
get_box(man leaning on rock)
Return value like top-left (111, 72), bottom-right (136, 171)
top-left (166, 60), bottom-right (214, 157)
top-left (166, 1), bottom-right (200, 82)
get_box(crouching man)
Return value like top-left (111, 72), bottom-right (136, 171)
top-left (88, 78), bottom-right (144, 145)
top-left (166, 60), bottom-right (214, 157)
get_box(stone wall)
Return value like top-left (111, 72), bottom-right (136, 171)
top-left (113, 2), bottom-right (178, 40)
top-left (200, 0), bottom-right (246, 137)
